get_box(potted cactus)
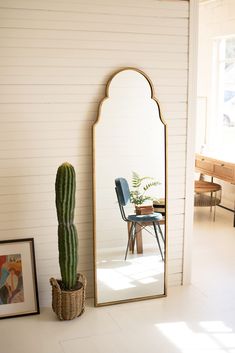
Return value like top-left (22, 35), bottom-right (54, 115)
top-left (50, 162), bottom-right (86, 320)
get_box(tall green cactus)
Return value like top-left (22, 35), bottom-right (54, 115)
top-left (55, 162), bottom-right (78, 290)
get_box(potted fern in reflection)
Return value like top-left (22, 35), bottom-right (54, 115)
top-left (50, 162), bottom-right (86, 321)
top-left (130, 171), bottom-right (161, 215)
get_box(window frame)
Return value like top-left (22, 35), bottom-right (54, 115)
top-left (210, 36), bottom-right (235, 150)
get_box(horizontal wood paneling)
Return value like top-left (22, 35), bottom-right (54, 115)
top-left (0, 0), bottom-right (189, 16)
top-left (0, 0), bottom-right (189, 306)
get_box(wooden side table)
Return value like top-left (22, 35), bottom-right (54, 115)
top-left (194, 180), bottom-right (222, 221)
top-left (127, 222), bottom-right (143, 254)
top-left (127, 218), bottom-right (165, 254)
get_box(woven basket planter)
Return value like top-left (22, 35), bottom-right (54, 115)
top-left (50, 273), bottom-right (86, 321)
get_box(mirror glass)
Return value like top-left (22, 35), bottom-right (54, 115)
top-left (93, 68), bottom-right (167, 305)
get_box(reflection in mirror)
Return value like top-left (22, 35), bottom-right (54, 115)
top-left (93, 68), bottom-right (167, 306)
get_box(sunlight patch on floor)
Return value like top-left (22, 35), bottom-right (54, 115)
top-left (156, 320), bottom-right (235, 353)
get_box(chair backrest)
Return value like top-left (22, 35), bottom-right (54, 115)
top-left (115, 177), bottom-right (130, 206)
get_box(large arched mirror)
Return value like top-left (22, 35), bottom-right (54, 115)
top-left (93, 68), bottom-right (167, 306)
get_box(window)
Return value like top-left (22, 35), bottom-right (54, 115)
top-left (208, 36), bottom-right (235, 153)
top-left (215, 36), bottom-right (235, 128)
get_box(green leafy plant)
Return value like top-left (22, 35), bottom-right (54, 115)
top-left (130, 171), bottom-right (161, 206)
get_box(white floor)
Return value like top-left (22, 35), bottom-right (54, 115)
top-left (1, 207), bottom-right (235, 353)
top-left (97, 245), bottom-right (164, 303)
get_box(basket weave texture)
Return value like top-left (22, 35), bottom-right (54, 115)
top-left (50, 273), bottom-right (86, 320)
top-left (194, 194), bottom-right (221, 207)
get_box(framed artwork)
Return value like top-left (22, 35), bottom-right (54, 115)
top-left (0, 238), bottom-right (40, 319)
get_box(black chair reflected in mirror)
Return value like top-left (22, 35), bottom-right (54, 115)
top-left (115, 177), bottom-right (165, 261)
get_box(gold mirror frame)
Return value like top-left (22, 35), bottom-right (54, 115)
top-left (92, 67), bottom-right (168, 306)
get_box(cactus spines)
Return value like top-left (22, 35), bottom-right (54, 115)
top-left (55, 162), bottom-right (78, 290)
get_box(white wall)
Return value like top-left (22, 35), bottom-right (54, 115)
top-left (0, 0), bottom-right (190, 306)
top-left (197, 0), bottom-right (235, 209)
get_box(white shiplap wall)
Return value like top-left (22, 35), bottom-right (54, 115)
top-left (0, 0), bottom-right (189, 306)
